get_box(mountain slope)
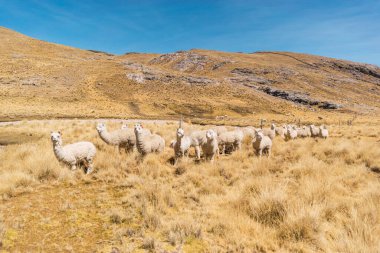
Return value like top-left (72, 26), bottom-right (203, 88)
top-left (1, 26), bottom-right (379, 122)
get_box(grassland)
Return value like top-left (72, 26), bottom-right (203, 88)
top-left (0, 119), bottom-right (379, 252)
top-left (1, 25), bottom-right (380, 253)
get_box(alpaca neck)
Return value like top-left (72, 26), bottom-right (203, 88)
top-left (98, 130), bottom-right (112, 144)
top-left (176, 135), bottom-right (183, 146)
top-left (135, 131), bottom-right (145, 151)
top-left (53, 142), bottom-right (65, 160)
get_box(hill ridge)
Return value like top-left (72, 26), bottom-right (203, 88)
top-left (0, 27), bottom-right (379, 121)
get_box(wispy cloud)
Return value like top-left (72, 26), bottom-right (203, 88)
top-left (0, 0), bottom-right (379, 64)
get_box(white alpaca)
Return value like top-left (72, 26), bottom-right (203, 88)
top-left (50, 131), bottom-right (96, 174)
top-left (319, 125), bottom-right (329, 139)
top-left (296, 126), bottom-right (310, 138)
top-left (261, 124), bottom-right (275, 140)
top-left (189, 130), bottom-right (207, 160)
top-left (273, 124), bottom-right (286, 139)
top-left (252, 131), bottom-right (272, 157)
top-left (285, 125), bottom-right (298, 141)
top-left (173, 128), bottom-right (192, 163)
top-left (134, 123), bottom-right (165, 156)
top-left (309, 125), bottom-right (320, 137)
top-left (303, 125), bottom-right (312, 137)
top-left (96, 123), bottom-right (135, 153)
top-left (201, 130), bottom-right (219, 162)
top-left (217, 129), bottom-right (244, 154)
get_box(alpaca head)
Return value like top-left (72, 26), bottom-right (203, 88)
top-left (50, 131), bottom-right (62, 145)
top-left (255, 130), bottom-right (264, 141)
top-left (96, 123), bottom-right (106, 133)
top-left (176, 128), bottom-right (185, 138)
top-left (121, 123), bottom-right (128, 129)
top-left (134, 123), bottom-right (143, 134)
top-left (206, 129), bottom-right (216, 141)
top-left (271, 123), bottom-right (275, 130)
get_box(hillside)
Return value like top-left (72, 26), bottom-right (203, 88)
top-left (1, 26), bottom-right (380, 122)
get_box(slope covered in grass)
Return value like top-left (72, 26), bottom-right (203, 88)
top-left (1, 27), bottom-right (380, 122)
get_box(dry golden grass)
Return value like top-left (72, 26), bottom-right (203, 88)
top-left (1, 25), bottom-right (380, 253)
top-left (0, 119), bottom-right (379, 252)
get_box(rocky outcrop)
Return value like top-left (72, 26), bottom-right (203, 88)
top-left (319, 102), bottom-right (341, 109)
top-left (126, 73), bottom-right (145, 83)
top-left (123, 61), bottom-right (145, 71)
top-left (229, 76), bottom-right (270, 85)
top-left (231, 67), bottom-right (297, 81)
top-left (333, 62), bottom-right (380, 79)
top-left (126, 69), bottom-right (215, 86)
top-left (149, 51), bottom-right (234, 73)
top-left (259, 87), bottom-right (319, 105)
top-left (181, 76), bottom-right (214, 85)
top-left (317, 60), bottom-right (380, 81)
top-left (149, 51), bottom-right (210, 71)
top-left (230, 68), bottom-right (272, 85)
top-left (258, 87), bottom-right (342, 109)
top-left (212, 61), bottom-right (230, 70)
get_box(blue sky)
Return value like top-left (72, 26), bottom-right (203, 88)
top-left (0, 0), bottom-right (379, 65)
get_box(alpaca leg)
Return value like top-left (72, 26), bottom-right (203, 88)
top-left (222, 144), bottom-right (226, 155)
top-left (84, 158), bottom-right (93, 174)
top-left (82, 159), bottom-right (89, 168)
top-left (258, 149), bottom-right (262, 158)
top-left (128, 144), bottom-right (134, 153)
top-left (210, 154), bottom-right (215, 163)
top-left (70, 164), bottom-right (77, 171)
top-left (86, 165), bottom-right (93, 174)
top-left (195, 146), bottom-right (200, 160)
top-left (173, 151), bottom-right (178, 165)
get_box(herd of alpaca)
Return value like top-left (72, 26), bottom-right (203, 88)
top-left (50, 121), bottom-right (329, 173)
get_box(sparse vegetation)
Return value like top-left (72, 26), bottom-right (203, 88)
top-left (0, 119), bottom-right (379, 252)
